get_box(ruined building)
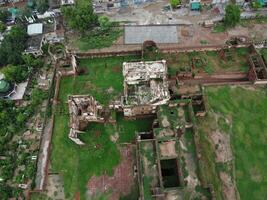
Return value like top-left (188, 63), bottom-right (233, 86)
top-left (68, 95), bottom-right (105, 145)
top-left (122, 60), bottom-right (170, 117)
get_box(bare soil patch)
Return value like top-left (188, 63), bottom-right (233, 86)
top-left (87, 145), bottom-right (134, 200)
top-left (220, 172), bottom-right (237, 200)
top-left (210, 131), bottom-right (233, 163)
top-left (112, 66), bottom-right (121, 73)
top-left (159, 141), bottom-right (177, 158)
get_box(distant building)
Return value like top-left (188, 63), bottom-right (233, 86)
top-left (25, 19), bottom-right (65, 56)
top-left (61, 0), bottom-right (74, 5)
top-left (190, 0), bottom-right (201, 10)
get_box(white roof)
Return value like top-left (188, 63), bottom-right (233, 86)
top-left (0, 72), bottom-right (4, 80)
top-left (27, 23), bottom-right (43, 36)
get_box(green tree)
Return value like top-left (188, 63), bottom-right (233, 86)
top-left (0, 26), bottom-right (27, 65)
top-left (61, 3), bottom-right (98, 33)
top-left (0, 10), bottom-right (9, 23)
top-left (98, 16), bottom-right (111, 31)
top-left (1, 65), bottom-right (29, 83)
top-left (224, 4), bottom-right (241, 27)
top-left (21, 6), bottom-right (33, 17)
top-left (251, 0), bottom-right (262, 10)
top-left (170, 0), bottom-right (181, 8)
top-left (0, 21), bottom-right (6, 33)
top-left (35, 0), bottom-right (49, 14)
top-left (31, 88), bottom-right (48, 107)
top-left (0, 183), bottom-right (13, 199)
top-left (22, 54), bottom-right (43, 69)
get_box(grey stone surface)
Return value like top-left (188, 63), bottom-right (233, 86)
top-left (124, 25), bottom-right (178, 44)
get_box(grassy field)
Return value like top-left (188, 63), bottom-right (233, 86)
top-left (51, 56), bottom-right (154, 200)
top-left (59, 56), bottom-right (139, 105)
top-left (76, 28), bottom-right (122, 51)
top-left (204, 86), bottom-right (267, 200)
top-left (144, 48), bottom-right (250, 76)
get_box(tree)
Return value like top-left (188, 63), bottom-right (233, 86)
top-left (170, 0), bottom-right (181, 8)
top-left (35, 0), bottom-right (49, 14)
top-left (1, 65), bottom-right (29, 83)
top-left (224, 4), bottom-right (241, 27)
top-left (98, 16), bottom-right (112, 31)
top-left (22, 54), bottom-right (43, 69)
top-left (0, 26), bottom-right (27, 66)
top-left (251, 0), bottom-right (262, 10)
top-left (0, 10), bottom-right (9, 23)
top-left (61, 3), bottom-right (98, 33)
top-left (0, 21), bottom-right (6, 33)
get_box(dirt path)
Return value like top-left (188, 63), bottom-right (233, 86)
top-left (35, 118), bottom-right (53, 190)
top-left (87, 145), bottom-right (135, 200)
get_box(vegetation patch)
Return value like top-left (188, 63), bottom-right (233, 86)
top-left (51, 55), bottom-right (155, 199)
top-left (77, 28), bottom-right (122, 51)
top-left (205, 86), bottom-right (267, 200)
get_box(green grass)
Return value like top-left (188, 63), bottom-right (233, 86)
top-left (205, 86), bottom-right (267, 200)
top-left (30, 193), bottom-right (52, 200)
top-left (51, 114), bottom-right (120, 199)
top-left (143, 48), bottom-right (250, 76)
top-left (184, 128), bottom-right (196, 154)
top-left (212, 23), bottom-right (226, 33)
top-left (51, 55), bottom-right (153, 199)
top-left (196, 113), bottom-right (223, 200)
top-left (59, 56), bottom-right (139, 105)
top-left (217, 116), bottom-right (230, 134)
top-left (261, 49), bottom-right (267, 61)
top-left (116, 113), bottom-right (154, 143)
top-left (77, 28), bottom-right (122, 51)
top-left (240, 16), bottom-right (267, 27)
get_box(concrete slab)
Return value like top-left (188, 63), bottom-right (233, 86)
top-left (124, 25), bottom-right (178, 44)
top-left (10, 82), bottom-right (28, 100)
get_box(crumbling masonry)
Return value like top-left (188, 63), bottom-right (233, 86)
top-left (68, 95), bottom-right (105, 145)
top-left (122, 60), bottom-right (170, 117)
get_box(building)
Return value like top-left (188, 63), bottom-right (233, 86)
top-left (25, 19), bottom-right (64, 56)
top-left (61, 0), bottom-right (74, 5)
top-left (190, 0), bottom-right (201, 10)
top-left (0, 79), bottom-right (17, 99)
top-left (122, 60), bottom-right (170, 117)
top-left (68, 95), bottom-right (106, 145)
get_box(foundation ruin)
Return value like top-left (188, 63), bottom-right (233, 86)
top-left (68, 95), bottom-right (115, 145)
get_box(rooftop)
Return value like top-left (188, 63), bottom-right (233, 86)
top-left (0, 79), bottom-right (11, 93)
top-left (124, 25), bottom-right (179, 44)
top-left (27, 23), bottom-right (43, 36)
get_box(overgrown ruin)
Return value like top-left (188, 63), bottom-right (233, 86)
top-left (122, 60), bottom-right (170, 117)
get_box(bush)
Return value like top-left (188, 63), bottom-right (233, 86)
top-left (251, 0), bottom-right (262, 10)
top-left (170, 0), bottom-right (181, 8)
top-left (224, 4), bottom-right (241, 27)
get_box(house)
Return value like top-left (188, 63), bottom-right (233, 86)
top-left (190, 0), bottom-right (201, 10)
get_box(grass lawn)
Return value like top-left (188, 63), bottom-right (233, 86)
top-left (116, 113), bottom-right (154, 143)
top-left (240, 16), bottom-right (267, 27)
top-left (204, 86), bottom-right (267, 200)
top-left (59, 56), bottom-right (139, 105)
top-left (51, 55), bottom-right (155, 200)
top-left (212, 23), bottom-right (226, 33)
top-left (76, 28), bottom-right (122, 51)
top-left (144, 48), bottom-right (250, 76)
